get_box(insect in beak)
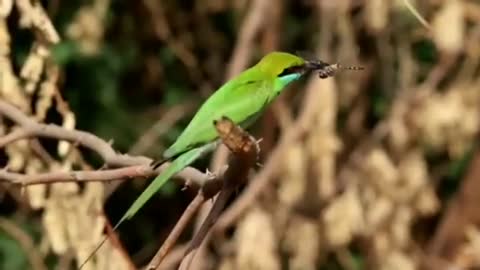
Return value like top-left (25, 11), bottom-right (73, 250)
top-left (305, 59), bottom-right (364, 79)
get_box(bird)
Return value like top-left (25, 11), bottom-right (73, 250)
top-left (79, 51), bottom-right (362, 269)
top-left (121, 52), bottom-right (314, 224)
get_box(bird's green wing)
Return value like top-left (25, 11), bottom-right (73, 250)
top-left (163, 70), bottom-right (274, 159)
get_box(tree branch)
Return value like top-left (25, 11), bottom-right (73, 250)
top-left (145, 117), bottom-right (258, 270)
top-left (179, 116), bottom-right (258, 270)
top-left (0, 100), bottom-right (214, 188)
top-left (0, 100), bottom-right (148, 166)
top-left (214, 76), bottom-right (321, 232)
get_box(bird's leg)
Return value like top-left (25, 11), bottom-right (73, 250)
top-left (150, 157), bottom-right (168, 169)
top-left (205, 168), bottom-right (216, 179)
top-left (254, 137), bottom-right (263, 168)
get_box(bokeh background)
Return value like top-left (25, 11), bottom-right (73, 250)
top-left (1, 0), bottom-right (480, 269)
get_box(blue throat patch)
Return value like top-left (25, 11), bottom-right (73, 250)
top-left (275, 73), bottom-right (302, 92)
top-left (279, 73), bottom-right (302, 85)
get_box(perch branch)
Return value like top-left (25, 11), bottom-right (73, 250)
top-left (147, 117), bottom-right (258, 270)
top-left (214, 77), bottom-right (321, 231)
top-left (179, 116), bottom-right (258, 270)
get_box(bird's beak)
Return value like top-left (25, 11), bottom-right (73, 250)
top-left (304, 58), bottom-right (365, 79)
top-left (304, 59), bottom-right (331, 72)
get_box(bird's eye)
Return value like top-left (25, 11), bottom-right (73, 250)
top-left (278, 65), bottom-right (304, 77)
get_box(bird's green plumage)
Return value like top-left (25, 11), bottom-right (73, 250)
top-left (117, 52), bottom-right (306, 227)
top-left (119, 142), bottom-right (218, 224)
top-left (163, 51), bottom-right (305, 159)
top-left (80, 52), bottom-right (310, 269)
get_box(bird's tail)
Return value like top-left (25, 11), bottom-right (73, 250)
top-left (78, 143), bottom-right (217, 269)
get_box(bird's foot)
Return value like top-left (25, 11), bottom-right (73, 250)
top-left (254, 137), bottom-right (263, 165)
top-left (151, 158), bottom-right (167, 170)
top-left (205, 168), bottom-right (217, 179)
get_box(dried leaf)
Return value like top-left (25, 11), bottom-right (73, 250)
top-left (235, 207), bottom-right (280, 270)
top-left (432, 0), bottom-right (464, 53)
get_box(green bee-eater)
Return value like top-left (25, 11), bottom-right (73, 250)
top-left (118, 52), bottom-right (318, 225)
top-left (80, 52), bottom-right (347, 268)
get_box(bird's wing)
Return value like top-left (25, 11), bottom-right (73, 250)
top-left (163, 73), bottom-right (273, 159)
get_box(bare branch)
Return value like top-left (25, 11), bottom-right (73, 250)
top-left (0, 100), bottom-right (215, 187)
top-left (179, 117), bottom-right (258, 270)
top-left (0, 161), bottom-right (216, 189)
top-left (0, 128), bottom-right (31, 146)
top-left (129, 100), bottom-right (196, 155)
top-left (147, 192), bottom-right (206, 270)
top-left (0, 165), bottom-right (153, 185)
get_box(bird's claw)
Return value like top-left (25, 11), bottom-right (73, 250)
top-left (254, 138), bottom-right (263, 155)
top-left (205, 168), bottom-right (216, 179)
top-left (253, 137), bottom-right (262, 165)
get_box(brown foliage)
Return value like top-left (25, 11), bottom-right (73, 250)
top-left (1, 1), bottom-right (480, 270)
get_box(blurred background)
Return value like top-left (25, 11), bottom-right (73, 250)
top-left (1, 0), bottom-right (480, 269)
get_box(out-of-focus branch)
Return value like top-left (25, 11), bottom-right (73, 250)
top-left (225, 0), bottom-right (269, 79)
top-left (424, 149), bottom-right (480, 269)
top-left (129, 101), bottom-right (196, 155)
top-left (0, 100), bottom-right (215, 188)
top-left (0, 218), bottom-right (47, 270)
top-left (210, 0), bottom-right (270, 173)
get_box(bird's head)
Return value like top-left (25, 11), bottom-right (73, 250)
top-left (256, 51), bottom-right (363, 81)
top-left (255, 51), bottom-right (331, 83)
top-left (256, 51), bottom-right (307, 79)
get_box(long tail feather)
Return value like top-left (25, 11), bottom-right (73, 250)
top-left (78, 142), bottom-right (218, 269)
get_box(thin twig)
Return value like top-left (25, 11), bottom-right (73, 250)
top-left (147, 193), bottom-right (206, 270)
top-left (129, 101), bottom-right (196, 155)
top-left (402, 0), bottom-right (432, 30)
top-left (0, 160), bottom-right (215, 188)
top-left (147, 175), bottom-right (224, 269)
top-left (425, 149), bottom-right (480, 266)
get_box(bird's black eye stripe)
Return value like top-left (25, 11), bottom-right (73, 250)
top-left (278, 65), bottom-right (305, 77)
